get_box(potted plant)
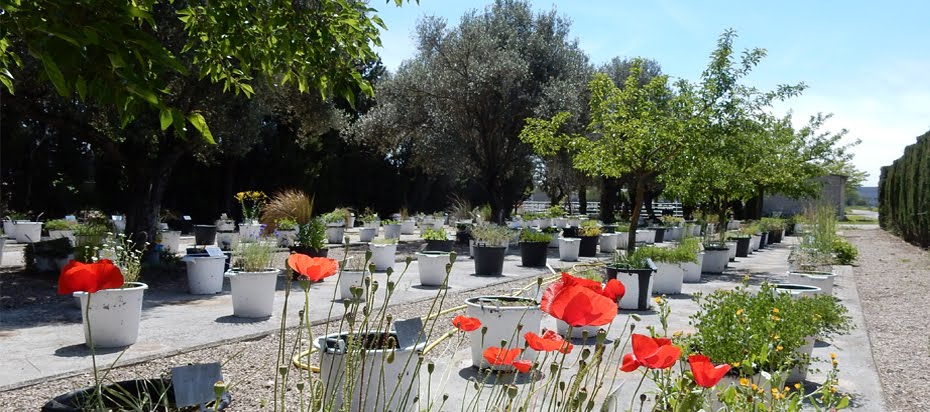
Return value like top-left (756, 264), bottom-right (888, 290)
top-left (730, 234), bottom-right (752, 257)
top-left (181, 250), bottom-right (226, 295)
top-left (369, 238), bottom-right (398, 272)
top-left (65, 233), bottom-right (149, 348)
top-left (25, 237), bottom-right (75, 272)
top-left (235, 191), bottom-right (268, 241)
top-left (421, 227), bottom-right (453, 252)
top-left (41, 376), bottom-right (231, 412)
top-left (382, 219), bottom-right (402, 239)
top-left (633, 245), bottom-right (695, 295)
top-left (577, 220), bottom-right (602, 257)
top-left (787, 270), bottom-right (836, 295)
top-left (12, 217), bottom-right (43, 243)
top-left (316, 330), bottom-right (423, 412)
top-left (46, 219), bottom-right (77, 244)
top-left (224, 239), bottom-right (279, 318)
top-left (215, 213), bottom-right (236, 232)
top-left (558, 236), bottom-right (580, 262)
top-left (157, 228), bottom-right (181, 254)
top-left (290, 218), bottom-right (328, 258)
top-left (273, 217), bottom-right (298, 247)
top-left (73, 223), bottom-right (109, 263)
top-left (678, 237), bottom-right (705, 283)
top-left (613, 223), bottom-right (631, 250)
top-left (323, 210), bottom-right (347, 244)
top-left (660, 216), bottom-right (685, 242)
top-left (470, 224), bottom-right (511, 276)
top-left (465, 296), bottom-right (542, 370)
top-left (701, 241), bottom-right (730, 274)
top-left (193, 224), bottom-right (217, 246)
top-left (547, 205), bottom-right (567, 228)
top-left (338, 255), bottom-right (371, 301)
top-left (415, 250), bottom-right (455, 286)
top-left (360, 210), bottom-right (380, 229)
top-left (605, 252), bottom-right (656, 310)
top-left (518, 228), bottom-right (551, 267)
top-left (399, 209), bottom-right (417, 235)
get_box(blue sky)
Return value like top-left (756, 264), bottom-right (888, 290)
top-left (371, 0), bottom-right (930, 186)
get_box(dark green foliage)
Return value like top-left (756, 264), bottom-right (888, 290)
top-left (879, 130), bottom-right (930, 248)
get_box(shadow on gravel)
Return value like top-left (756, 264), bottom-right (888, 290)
top-left (458, 366), bottom-right (541, 386)
top-left (214, 315), bottom-right (271, 324)
top-left (54, 343), bottom-right (128, 358)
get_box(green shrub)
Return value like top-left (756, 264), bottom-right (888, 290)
top-left (421, 227), bottom-right (449, 241)
top-left (579, 220), bottom-right (602, 237)
top-left (275, 217), bottom-right (298, 230)
top-left (632, 245), bottom-right (696, 264)
top-left (45, 219), bottom-right (76, 231)
top-left (832, 237), bottom-right (858, 265)
top-left (295, 218), bottom-right (326, 250)
top-left (471, 224), bottom-right (512, 246)
top-left (519, 228), bottom-right (552, 243)
top-left (609, 250), bottom-right (651, 270)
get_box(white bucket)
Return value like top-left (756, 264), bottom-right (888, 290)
top-left (599, 233), bottom-right (619, 253)
top-left (14, 222), bottom-right (42, 243)
top-left (338, 270), bottom-right (369, 301)
top-left (183, 256), bottom-right (226, 294)
top-left (74, 282), bottom-right (148, 348)
top-left (465, 296), bottom-right (541, 370)
top-left (558, 237), bottom-right (580, 261)
top-left (370, 243), bottom-right (397, 271)
top-left (159, 231), bottom-right (181, 254)
top-left (416, 252), bottom-right (452, 286)
top-left (225, 270), bottom-right (279, 318)
top-left (652, 262), bottom-right (684, 295)
top-left (358, 227), bottom-right (376, 242)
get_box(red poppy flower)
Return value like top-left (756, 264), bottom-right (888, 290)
top-left (513, 359), bottom-right (533, 373)
top-left (287, 254), bottom-right (339, 282)
top-left (483, 347), bottom-right (521, 366)
top-left (524, 329), bottom-right (573, 354)
top-left (619, 333), bottom-right (681, 371)
top-left (688, 354), bottom-right (731, 388)
top-left (540, 273), bottom-right (618, 327)
top-left (452, 315), bottom-right (482, 332)
top-left (58, 259), bottom-right (124, 294)
top-left (602, 279), bottom-right (625, 301)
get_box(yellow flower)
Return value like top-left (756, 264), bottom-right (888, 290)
top-left (772, 315), bottom-right (780, 321)
top-left (829, 386), bottom-right (837, 394)
top-left (654, 296), bottom-right (663, 304)
top-left (772, 334), bottom-right (779, 340)
top-left (771, 388), bottom-right (779, 396)
top-left (751, 383), bottom-right (758, 391)
top-left (776, 345), bottom-right (783, 351)
top-left (731, 361), bottom-right (741, 367)
top-left (672, 330), bottom-right (682, 338)
top-left (830, 353), bottom-right (837, 360)
top-left (794, 383), bottom-right (801, 390)
top-left (736, 308), bottom-right (743, 316)
top-left (739, 378), bottom-right (750, 387)
top-left (772, 307), bottom-right (780, 314)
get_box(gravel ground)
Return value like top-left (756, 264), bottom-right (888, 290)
top-left (842, 228), bottom-right (930, 412)
top-left (0, 267), bottom-right (530, 411)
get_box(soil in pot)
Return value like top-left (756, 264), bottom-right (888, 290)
top-left (473, 245), bottom-right (506, 276)
top-left (41, 378), bottom-right (232, 412)
top-left (425, 239), bottom-right (454, 252)
top-left (519, 241), bottom-right (548, 267)
top-left (561, 226), bottom-right (579, 238)
top-left (193, 225), bottom-right (217, 246)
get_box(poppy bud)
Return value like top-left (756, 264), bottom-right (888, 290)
top-left (427, 362), bottom-right (435, 374)
top-left (580, 348), bottom-right (591, 360)
top-left (631, 314), bottom-right (642, 321)
top-left (449, 252), bottom-right (457, 264)
top-left (405, 256), bottom-right (413, 265)
top-left (386, 267), bottom-right (394, 277)
top-left (507, 385), bottom-right (518, 399)
top-left (386, 350), bottom-right (395, 364)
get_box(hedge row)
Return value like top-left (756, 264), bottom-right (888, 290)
top-left (879, 130), bottom-right (930, 248)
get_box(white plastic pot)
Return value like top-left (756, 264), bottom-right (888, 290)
top-left (786, 336), bottom-right (816, 383)
top-left (558, 237), bottom-right (580, 261)
top-left (465, 296), bottom-right (541, 370)
top-left (2, 220), bottom-right (15, 238)
top-left (365, 220), bottom-right (381, 229)
top-left (275, 229), bottom-right (297, 247)
top-left (599, 233), bottom-right (619, 253)
top-left (238, 223), bottom-right (262, 242)
top-left (216, 232), bottom-right (239, 251)
top-left (652, 262), bottom-right (684, 295)
top-left (338, 270), bottom-right (370, 301)
top-left (664, 227), bottom-right (681, 242)
top-left (112, 219), bottom-right (126, 234)
top-left (225, 270), bottom-right (279, 318)
top-left (750, 235), bottom-right (761, 252)
top-left (787, 271), bottom-right (836, 295)
top-left (416, 251), bottom-right (453, 286)
top-left (726, 241), bottom-right (737, 261)
top-left (554, 217), bottom-right (568, 228)
top-left (616, 232), bottom-right (630, 250)
top-left (316, 331), bottom-right (423, 412)
top-left (548, 235), bottom-right (559, 248)
top-left (702, 248), bottom-right (729, 274)
top-left (0, 236), bottom-right (6, 265)
top-left (682, 252), bottom-right (704, 283)
top-left (346, 215), bottom-right (356, 229)
top-left (400, 219), bottom-right (416, 235)
top-left (383, 224), bottom-right (402, 239)
top-left (370, 243), bottom-right (398, 271)
top-left (182, 256), bottom-right (226, 294)
top-left (635, 230), bottom-right (655, 244)
top-left (358, 227), bottom-right (377, 242)
top-left (326, 226), bottom-right (345, 244)
top-left (215, 220), bottom-right (236, 231)
top-left (612, 268), bottom-right (655, 311)
top-left (14, 221), bottom-right (42, 243)
top-left (74, 282), bottom-right (148, 348)
top-left (773, 283), bottom-right (821, 299)
top-left (159, 230), bottom-right (181, 254)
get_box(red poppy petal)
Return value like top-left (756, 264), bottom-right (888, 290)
top-left (288, 254), bottom-right (312, 275)
top-left (643, 344), bottom-right (681, 369)
top-left (544, 284), bottom-right (618, 327)
top-left (620, 352), bottom-right (641, 372)
top-left (483, 347), bottom-right (522, 366)
top-left (59, 266), bottom-right (97, 294)
top-left (453, 316), bottom-right (481, 332)
top-left (689, 354), bottom-right (731, 388)
top-left (94, 261), bottom-right (125, 290)
top-left (631, 334), bottom-right (660, 360)
top-left (513, 359), bottom-right (532, 373)
top-left (654, 337), bottom-right (672, 347)
top-left (602, 279), bottom-right (625, 301)
top-left (524, 332), bottom-right (561, 352)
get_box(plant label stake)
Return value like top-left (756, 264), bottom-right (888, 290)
top-left (171, 363), bottom-right (223, 410)
top-left (394, 317), bottom-right (426, 350)
top-left (205, 246), bottom-right (225, 258)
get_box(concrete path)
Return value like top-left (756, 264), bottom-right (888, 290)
top-left (0, 234), bottom-right (885, 411)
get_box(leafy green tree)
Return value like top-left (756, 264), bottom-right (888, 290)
top-left (348, 0), bottom-right (590, 222)
top-left (521, 58), bottom-right (687, 250)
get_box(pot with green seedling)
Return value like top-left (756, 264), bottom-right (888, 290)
top-left (542, 226), bottom-right (560, 248)
top-left (382, 219), bottom-right (402, 239)
top-left (416, 251), bottom-right (455, 286)
top-left (46, 219), bottom-right (77, 244)
top-left (701, 242), bottom-right (730, 274)
top-left (634, 245), bottom-right (696, 295)
top-left (273, 218), bottom-right (298, 247)
top-left (290, 218), bottom-right (328, 258)
top-left (605, 252), bottom-right (656, 311)
top-left (225, 239), bottom-right (279, 318)
top-left (338, 255), bottom-right (371, 301)
top-left (323, 210), bottom-right (347, 244)
top-left (558, 237), bottom-right (580, 262)
top-left (421, 227), bottom-right (453, 252)
top-left (470, 224), bottom-right (511, 276)
top-left (518, 228), bottom-right (551, 267)
top-left (677, 238), bottom-right (704, 283)
top-left (577, 221), bottom-right (601, 257)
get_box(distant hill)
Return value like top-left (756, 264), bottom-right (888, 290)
top-left (858, 186), bottom-right (878, 206)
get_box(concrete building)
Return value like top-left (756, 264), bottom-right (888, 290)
top-left (762, 174), bottom-right (847, 217)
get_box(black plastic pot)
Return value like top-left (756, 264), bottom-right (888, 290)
top-left (289, 246), bottom-right (329, 258)
top-left (647, 227), bottom-right (666, 243)
top-left (734, 237), bottom-right (751, 257)
top-left (42, 378), bottom-right (231, 412)
top-left (772, 229), bottom-right (784, 243)
top-left (605, 265), bottom-right (655, 311)
top-left (473, 245), bottom-right (506, 276)
top-left (519, 241), bottom-right (549, 267)
top-left (562, 227), bottom-right (579, 238)
top-left (425, 239), bottom-right (454, 252)
top-left (578, 235), bottom-right (600, 257)
top-left (602, 224), bottom-right (617, 234)
top-left (759, 232), bottom-right (768, 248)
top-left (193, 225), bottom-right (217, 245)
top-left (455, 228), bottom-right (472, 245)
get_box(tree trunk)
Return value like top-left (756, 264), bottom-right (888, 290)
top-left (578, 184), bottom-right (587, 215)
top-left (627, 177), bottom-right (646, 252)
top-left (125, 150), bottom-right (185, 244)
top-left (599, 177), bottom-right (618, 224)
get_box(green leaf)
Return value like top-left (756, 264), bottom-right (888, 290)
top-left (159, 108), bottom-right (172, 130)
top-left (75, 76), bottom-right (86, 100)
top-left (187, 112), bottom-right (215, 144)
top-left (835, 396), bottom-right (849, 410)
top-left (126, 84), bottom-right (159, 105)
top-left (39, 53), bottom-right (68, 96)
top-left (239, 83), bottom-right (254, 97)
top-left (108, 53), bottom-right (126, 69)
